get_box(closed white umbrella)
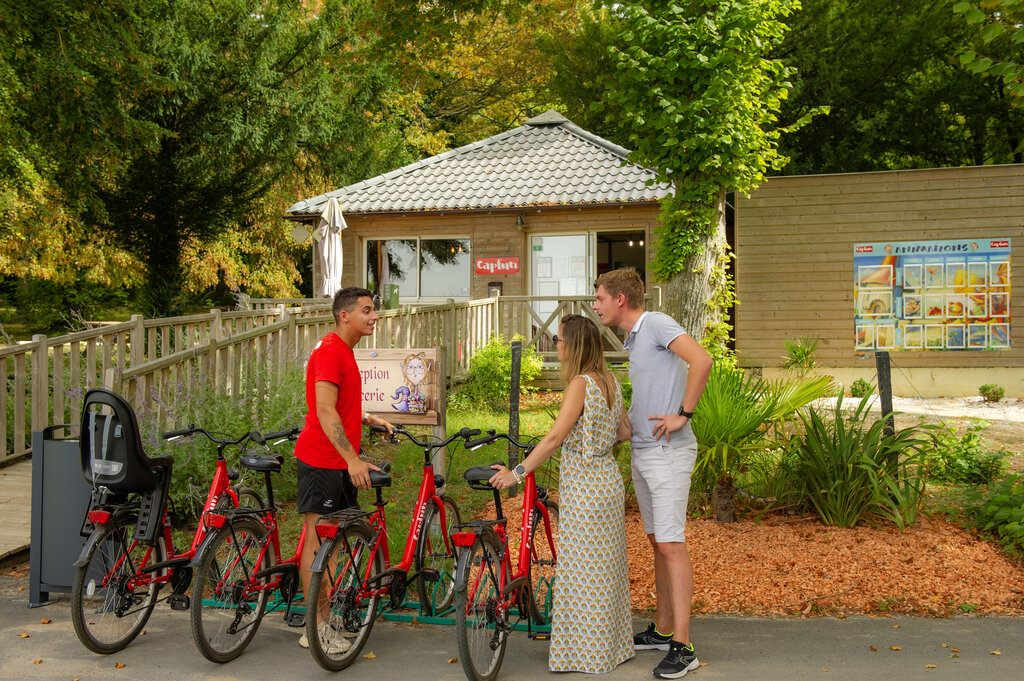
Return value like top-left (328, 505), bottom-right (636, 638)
top-left (316, 197), bottom-right (346, 298)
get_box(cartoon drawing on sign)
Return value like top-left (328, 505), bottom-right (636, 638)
top-left (391, 352), bottom-right (428, 414)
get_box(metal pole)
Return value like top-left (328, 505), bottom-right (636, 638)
top-left (508, 340), bottom-right (522, 497)
top-left (875, 350), bottom-right (896, 465)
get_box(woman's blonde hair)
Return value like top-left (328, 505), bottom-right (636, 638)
top-left (558, 315), bottom-right (617, 408)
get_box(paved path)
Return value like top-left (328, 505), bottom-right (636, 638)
top-left (1, 565), bottom-right (1021, 681)
top-left (0, 460), bottom-right (31, 562)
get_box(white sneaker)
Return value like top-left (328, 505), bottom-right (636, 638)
top-left (299, 622), bottom-right (351, 654)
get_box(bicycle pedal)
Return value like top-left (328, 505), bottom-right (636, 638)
top-left (528, 631), bottom-right (551, 641)
top-left (286, 612), bottom-right (306, 628)
top-left (419, 568), bottom-right (440, 583)
top-left (168, 594), bottom-right (190, 611)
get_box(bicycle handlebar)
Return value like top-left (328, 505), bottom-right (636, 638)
top-left (464, 431), bottom-right (536, 452)
top-left (264, 425), bottom-right (301, 442)
top-left (368, 423), bottom-right (482, 449)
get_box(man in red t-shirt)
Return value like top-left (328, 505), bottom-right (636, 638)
top-left (295, 287), bottom-right (394, 651)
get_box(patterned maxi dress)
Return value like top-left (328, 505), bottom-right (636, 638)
top-left (548, 375), bottom-right (634, 673)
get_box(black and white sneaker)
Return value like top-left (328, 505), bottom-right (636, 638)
top-left (634, 622), bottom-right (673, 651)
top-left (653, 640), bottom-right (699, 679)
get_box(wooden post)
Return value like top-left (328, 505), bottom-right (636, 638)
top-left (433, 347), bottom-right (448, 479)
top-left (30, 334), bottom-right (48, 432)
top-left (210, 308), bottom-right (223, 394)
top-left (875, 350), bottom-right (895, 441)
top-left (508, 339), bottom-right (522, 498)
top-left (130, 314), bottom-right (145, 366)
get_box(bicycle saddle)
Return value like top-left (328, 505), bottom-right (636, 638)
top-left (464, 463), bottom-right (502, 486)
top-left (240, 453), bottom-right (284, 472)
top-left (369, 469), bottom-right (392, 488)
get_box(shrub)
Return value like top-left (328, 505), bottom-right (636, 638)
top-left (849, 378), bottom-right (873, 398)
top-left (784, 394), bottom-right (929, 529)
top-left (461, 335), bottom-right (543, 412)
top-left (138, 358), bottom-right (308, 521)
top-left (780, 337), bottom-right (819, 377)
top-left (968, 474), bottom-right (1024, 555)
top-left (979, 384), bottom-right (1005, 403)
top-left (926, 424), bottom-right (1008, 485)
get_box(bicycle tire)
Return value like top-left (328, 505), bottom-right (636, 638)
top-left (226, 486), bottom-right (263, 511)
top-left (455, 532), bottom-right (509, 681)
top-left (71, 514), bottom-right (166, 654)
top-left (189, 516), bottom-right (270, 663)
top-left (527, 499), bottom-right (559, 624)
top-left (415, 496), bottom-right (461, 616)
top-left (306, 521), bottom-right (383, 672)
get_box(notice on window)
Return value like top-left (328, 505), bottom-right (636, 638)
top-left (853, 239), bottom-right (1011, 351)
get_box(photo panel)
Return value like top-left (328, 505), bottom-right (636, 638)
top-left (902, 264), bottom-right (923, 290)
top-left (945, 262), bottom-right (966, 288)
top-left (875, 325), bottom-right (896, 349)
top-left (858, 290), bottom-right (893, 317)
top-left (858, 264), bottom-right (893, 287)
top-left (924, 294), bottom-right (945, 319)
top-left (924, 262), bottom-right (944, 289)
top-left (855, 324), bottom-right (875, 350)
top-left (990, 291), bottom-right (1009, 317)
top-left (902, 294), bottom-right (922, 319)
top-left (967, 324), bottom-right (987, 349)
top-left (946, 294), bottom-right (966, 319)
top-left (945, 324), bottom-right (965, 349)
top-left (990, 323), bottom-right (1010, 349)
top-left (991, 261), bottom-right (1010, 287)
top-left (925, 325), bottom-right (945, 349)
top-left (967, 293), bottom-right (987, 318)
top-left (903, 324), bottom-right (923, 349)
top-left (967, 262), bottom-right (988, 288)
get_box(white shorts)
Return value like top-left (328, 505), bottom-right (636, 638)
top-left (631, 441), bottom-right (698, 543)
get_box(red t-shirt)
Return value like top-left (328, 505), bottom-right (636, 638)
top-left (294, 333), bottom-right (361, 469)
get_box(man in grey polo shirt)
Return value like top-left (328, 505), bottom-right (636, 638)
top-left (593, 268), bottom-right (712, 679)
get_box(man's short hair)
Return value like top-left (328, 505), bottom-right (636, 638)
top-left (332, 287), bottom-right (373, 323)
top-left (595, 268), bottom-right (645, 309)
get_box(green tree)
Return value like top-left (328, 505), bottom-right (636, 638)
top-left (777, 0), bottom-right (1023, 172)
top-left (594, 0), bottom-right (812, 351)
top-left (955, 0), bottom-right (1024, 104)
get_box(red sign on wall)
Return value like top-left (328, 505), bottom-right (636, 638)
top-left (475, 257), bottom-right (520, 275)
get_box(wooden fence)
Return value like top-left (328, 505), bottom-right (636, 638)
top-left (4, 291), bottom-right (659, 464)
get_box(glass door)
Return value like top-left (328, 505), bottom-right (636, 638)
top-left (530, 234), bottom-right (591, 343)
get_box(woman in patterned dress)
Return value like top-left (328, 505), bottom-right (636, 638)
top-left (490, 314), bottom-right (634, 674)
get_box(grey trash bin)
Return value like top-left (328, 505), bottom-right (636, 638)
top-left (29, 425), bottom-right (92, 608)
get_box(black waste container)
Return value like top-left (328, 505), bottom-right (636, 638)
top-left (29, 425), bottom-right (92, 607)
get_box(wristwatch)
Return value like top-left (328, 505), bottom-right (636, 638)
top-left (512, 464), bottom-right (526, 484)
top-left (678, 406), bottom-right (694, 419)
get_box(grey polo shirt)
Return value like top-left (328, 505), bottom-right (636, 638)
top-left (624, 311), bottom-right (696, 450)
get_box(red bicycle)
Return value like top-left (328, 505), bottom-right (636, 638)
top-left (451, 431), bottom-right (560, 681)
top-left (71, 389), bottom-right (261, 654)
top-left (302, 425), bottom-right (480, 671)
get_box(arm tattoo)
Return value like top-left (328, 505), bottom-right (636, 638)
top-left (329, 421), bottom-right (356, 458)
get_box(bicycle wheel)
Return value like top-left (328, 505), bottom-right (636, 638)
top-left (306, 521), bottom-right (383, 672)
top-left (225, 486), bottom-right (263, 511)
top-left (71, 514), bottom-right (166, 654)
top-left (415, 496), bottom-right (461, 615)
top-left (527, 499), bottom-right (559, 624)
top-left (189, 516), bottom-right (270, 663)
top-left (455, 532), bottom-right (509, 681)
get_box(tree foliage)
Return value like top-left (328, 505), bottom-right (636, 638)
top-left (595, 0), bottom-right (807, 280)
top-left (955, 0), bottom-right (1024, 104)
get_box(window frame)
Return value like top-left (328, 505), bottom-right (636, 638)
top-left (363, 235), bottom-right (473, 303)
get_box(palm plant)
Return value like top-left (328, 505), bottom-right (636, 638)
top-left (786, 394), bottom-right (929, 529)
top-left (691, 364), bottom-right (835, 522)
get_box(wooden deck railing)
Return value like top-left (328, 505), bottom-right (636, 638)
top-left (4, 291), bottom-right (658, 464)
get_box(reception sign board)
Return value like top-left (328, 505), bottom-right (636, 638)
top-left (853, 239), bottom-right (1011, 351)
top-left (354, 348), bottom-right (441, 425)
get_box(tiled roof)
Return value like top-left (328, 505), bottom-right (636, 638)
top-left (286, 111), bottom-right (671, 216)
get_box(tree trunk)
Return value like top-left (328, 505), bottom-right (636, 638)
top-left (658, 188), bottom-right (728, 342)
top-left (712, 477), bottom-right (737, 523)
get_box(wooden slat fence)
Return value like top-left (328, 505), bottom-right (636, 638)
top-left (4, 291), bottom-right (659, 464)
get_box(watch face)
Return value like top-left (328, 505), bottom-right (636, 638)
top-left (514, 464), bottom-right (526, 476)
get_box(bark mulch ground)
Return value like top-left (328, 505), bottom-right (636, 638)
top-left (627, 513), bottom-right (1024, 618)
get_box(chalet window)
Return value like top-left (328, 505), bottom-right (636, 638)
top-left (365, 238), bottom-right (471, 302)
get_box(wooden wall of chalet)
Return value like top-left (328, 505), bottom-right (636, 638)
top-left (328, 203), bottom-right (662, 299)
top-left (734, 164), bottom-right (1024, 369)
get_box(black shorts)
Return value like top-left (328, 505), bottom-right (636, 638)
top-left (296, 459), bottom-right (359, 515)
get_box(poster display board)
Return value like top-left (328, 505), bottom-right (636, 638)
top-left (354, 348), bottom-right (441, 425)
top-left (853, 239), bottom-right (1011, 351)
